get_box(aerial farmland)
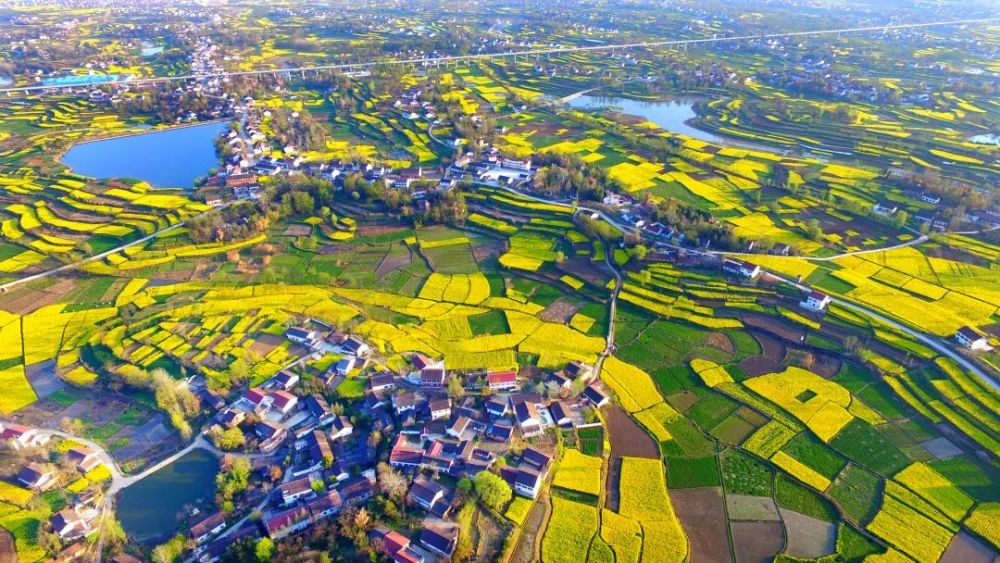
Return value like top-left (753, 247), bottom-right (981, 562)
top-left (0, 1), bottom-right (997, 562)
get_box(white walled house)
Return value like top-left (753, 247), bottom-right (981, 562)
top-left (800, 290), bottom-right (832, 312)
top-left (955, 326), bottom-right (992, 351)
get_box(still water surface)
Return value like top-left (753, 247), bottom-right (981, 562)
top-left (61, 121), bottom-right (227, 189)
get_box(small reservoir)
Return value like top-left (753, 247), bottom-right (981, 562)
top-left (567, 95), bottom-right (766, 150)
top-left (116, 449), bottom-right (220, 542)
top-left (61, 121), bottom-right (227, 189)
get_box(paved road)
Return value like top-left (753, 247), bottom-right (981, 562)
top-left (715, 234), bottom-right (930, 261)
top-left (0, 203), bottom-right (233, 293)
top-left (18, 423), bottom-right (279, 562)
top-left (489, 184), bottom-right (999, 388)
top-left (766, 271), bottom-right (1000, 392)
top-left (595, 239), bottom-right (623, 374)
top-left (14, 354), bottom-right (309, 561)
top-left (2, 19), bottom-right (995, 95)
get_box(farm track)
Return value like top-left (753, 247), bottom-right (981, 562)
top-left (3, 19), bottom-right (997, 95)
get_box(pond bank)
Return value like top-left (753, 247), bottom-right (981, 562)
top-left (115, 448), bottom-right (219, 543)
top-left (60, 120), bottom-right (228, 189)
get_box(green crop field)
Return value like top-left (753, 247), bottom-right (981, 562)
top-left (0, 3), bottom-right (997, 562)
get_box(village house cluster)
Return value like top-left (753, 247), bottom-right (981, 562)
top-left (0, 424), bottom-right (106, 553)
top-left (194, 81), bottom-right (539, 209)
top-left (1, 306), bottom-right (610, 563)
top-left (133, 318), bottom-right (610, 563)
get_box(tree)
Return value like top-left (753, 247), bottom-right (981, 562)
top-left (60, 417), bottom-right (84, 436)
top-left (844, 335), bottom-right (860, 356)
top-left (803, 219), bottom-right (823, 241)
top-left (214, 427), bottom-right (245, 451)
top-left (254, 537), bottom-right (275, 562)
top-left (217, 457), bottom-right (252, 500)
top-left (893, 210), bottom-right (909, 229)
top-left (228, 357), bottom-right (249, 381)
top-left (221, 538), bottom-right (258, 562)
top-left (152, 535), bottom-right (186, 563)
top-left (267, 465), bottom-right (283, 483)
top-left (377, 462), bottom-right (408, 501)
top-left (633, 244), bottom-right (648, 261)
top-left (101, 516), bottom-right (127, 549)
top-left (338, 507), bottom-right (372, 544)
top-left (447, 376), bottom-right (465, 400)
top-left (37, 529), bottom-right (61, 555)
top-left (473, 471), bottom-right (512, 511)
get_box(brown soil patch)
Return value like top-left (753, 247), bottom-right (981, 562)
top-left (779, 508), bottom-right (836, 558)
top-left (731, 521), bottom-right (784, 563)
top-left (283, 224), bottom-right (312, 237)
top-left (736, 407), bottom-right (768, 427)
top-left (603, 404), bottom-right (659, 459)
top-left (706, 332), bottom-right (735, 354)
top-left (375, 250), bottom-right (412, 278)
top-left (751, 331), bottom-right (786, 362)
top-left (0, 277), bottom-right (76, 314)
top-left (605, 457), bottom-right (622, 512)
top-left (467, 204), bottom-right (537, 227)
top-left (923, 243), bottom-right (990, 267)
top-left (470, 504), bottom-right (505, 561)
top-left (0, 529), bottom-right (14, 563)
top-left (742, 314), bottom-right (806, 343)
top-left (785, 348), bottom-right (816, 368)
top-left (738, 356), bottom-right (784, 378)
top-left (560, 256), bottom-right (611, 286)
top-left (510, 491), bottom-right (549, 563)
top-left (518, 365), bottom-right (544, 381)
top-left (726, 495), bottom-right (781, 521)
top-left (471, 239), bottom-right (504, 262)
top-left (941, 532), bottom-right (996, 563)
top-left (666, 391), bottom-right (701, 413)
top-left (539, 298), bottom-right (581, 323)
top-left (808, 354), bottom-right (842, 378)
top-left (248, 334), bottom-right (284, 357)
top-left (152, 267), bottom-right (196, 282)
top-left (192, 262), bottom-right (221, 280)
top-left (356, 225), bottom-right (407, 238)
top-left (672, 487), bottom-right (731, 563)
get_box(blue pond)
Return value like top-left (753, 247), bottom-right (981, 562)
top-left (116, 449), bottom-right (219, 543)
top-left (61, 121), bottom-right (227, 189)
top-left (567, 94), bottom-right (767, 150)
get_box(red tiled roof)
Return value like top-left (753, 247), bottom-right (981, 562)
top-left (245, 388), bottom-right (267, 405)
top-left (487, 371), bottom-right (517, 384)
top-left (272, 390), bottom-right (296, 409)
top-left (381, 530), bottom-right (410, 555)
top-left (264, 507), bottom-right (309, 535)
top-left (1, 424), bottom-right (30, 439)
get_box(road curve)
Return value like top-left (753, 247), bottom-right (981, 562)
top-left (489, 184), bottom-right (998, 388)
top-left (769, 272), bottom-right (1000, 392)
